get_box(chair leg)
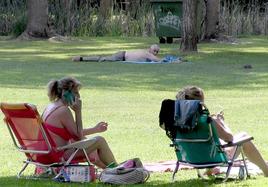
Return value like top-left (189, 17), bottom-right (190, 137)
top-left (223, 163), bottom-right (233, 182)
top-left (82, 149), bottom-right (91, 165)
top-left (240, 149), bottom-right (250, 178)
top-left (172, 161), bottom-right (180, 182)
top-left (17, 160), bottom-right (30, 178)
top-left (223, 146), bottom-right (240, 182)
top-left (65, 148), bottom-right (79, 165)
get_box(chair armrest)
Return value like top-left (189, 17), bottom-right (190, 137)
top-left (221, 135), bottom-right (254, 148)
top-left (57, 137), bottom-right (97, 151)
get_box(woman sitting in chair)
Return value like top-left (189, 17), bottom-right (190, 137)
top-left (176, 86), bottom-right (268, 177)
top-left (42, 76), bottom-right (117, 169)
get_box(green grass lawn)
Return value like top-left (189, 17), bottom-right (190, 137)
top-left (0, 36), bottom-right (268, 186)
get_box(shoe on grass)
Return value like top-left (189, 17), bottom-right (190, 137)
top-left (72, 56), bottom-right (82, 62)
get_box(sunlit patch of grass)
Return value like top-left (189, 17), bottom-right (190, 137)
top-left (0, 36), bottom-right (268, 185)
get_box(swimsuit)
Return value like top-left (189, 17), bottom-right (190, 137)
top-left (42, 105), bottom-right (79, 141)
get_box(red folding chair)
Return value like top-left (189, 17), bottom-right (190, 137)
top-left (0, 102), bottom-right (96, 178)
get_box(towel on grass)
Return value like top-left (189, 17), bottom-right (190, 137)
top-left (122, 55), bottom-right (183, 64)
top-left (143, 160), bottom-right (263, 176)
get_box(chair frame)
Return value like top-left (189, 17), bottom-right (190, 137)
top-left (1, 102), bottom-right (96, 178)
top-left (171, 121), bottom-right (253, 182)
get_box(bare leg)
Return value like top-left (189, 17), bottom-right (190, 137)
top-left (243, 141), bottom-right (268, 176)
top-left (90, 136), bottom-right (117, 165)
top-left (99, 51), bottom-right (125, 62)
top-left (70, 136), bottom-right (116, 168)
top-left (72, 56), bottom-right (101, 62)
top-left (81, 56), bottom-right (101, 62)
top-left (234, 132), bottom-right (268, 176)
top-left (64, 136), bottom-right (116, 169)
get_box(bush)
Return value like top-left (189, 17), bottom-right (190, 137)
top-left (12, 14), bottom-right (27, 37)
top-left (219, 1), bottom-right (268, 36)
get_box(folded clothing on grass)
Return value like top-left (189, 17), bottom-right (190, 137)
top-left (122, 55), bottom-right (184, 64)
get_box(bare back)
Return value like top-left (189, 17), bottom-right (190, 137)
top-left (125, 50), bottom-right (160, 62)
top-left (42, 103), bottom-right (79, 146)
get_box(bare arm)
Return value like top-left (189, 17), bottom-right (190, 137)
top-left (69, 97), bottom-right (83, 138)
top-left (212, 115), bottom-right (233, 142)
top-left (146, 52), bottom-right (161, 62)
top-left (82, 122), bottom-right (108, 136)
top-left (65, 97), bottom-right (108, 137)
top-left (60, 107), bottom-right (82, 140)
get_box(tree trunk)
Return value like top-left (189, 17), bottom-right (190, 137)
top-left (128, 0), bottom-right (140, 19)
top-left (203, 0), bottom-right (220, 40)
top-left (18, 0), bottom-right (56, 40)
top-left (99, 0), bottom-right (112, 19)
top-left (95, 0), bottom-right (112, 36)
top-left (62, 0), bottom-right (73, 35)
top-left (180, 0), bottom-right (198, 52)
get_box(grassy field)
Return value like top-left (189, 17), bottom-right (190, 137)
top-left (0, 36), bottom-right (268, 186)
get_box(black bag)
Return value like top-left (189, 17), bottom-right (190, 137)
top-left (159, 99), bottom-right (176, 139)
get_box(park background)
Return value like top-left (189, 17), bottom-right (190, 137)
top-left (0, 0), bottom-right (268, 186)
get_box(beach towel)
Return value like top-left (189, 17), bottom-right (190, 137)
top-left (122, 55), bottom-right (182, 64)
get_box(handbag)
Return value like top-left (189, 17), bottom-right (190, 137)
top-left (99, 158), bottom-right (150, 185)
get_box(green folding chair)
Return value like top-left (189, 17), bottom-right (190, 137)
top-left (159, 99), bottom-right (253, 182)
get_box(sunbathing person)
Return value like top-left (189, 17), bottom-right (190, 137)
top-left (42, 76), bottom-right (117, 169)
top-left (72, 44), bottom-right (161, 62)
top-left (176, 86), bottom-right (268, 176)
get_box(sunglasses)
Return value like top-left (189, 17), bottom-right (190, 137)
top-left (154, 49), bottom-right (159, 54)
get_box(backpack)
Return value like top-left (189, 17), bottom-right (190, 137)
top-left (99, 158), bottom-right (150, 185)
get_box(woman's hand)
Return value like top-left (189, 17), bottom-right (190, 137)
top-left (82, 122), bottom-right (108, 136)
top-left (211, 113), bottom-right (233, 142)
top-left (94, 122), bottom-right (108, 133)
top-left (70, 96), bottom-right (82, 113)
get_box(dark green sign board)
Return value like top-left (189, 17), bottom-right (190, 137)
top-left (151, 0), bottom-right (183, 38)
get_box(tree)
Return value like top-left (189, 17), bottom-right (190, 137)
top-left (128, 0), bottom-right (140, 19)
top-left (180, 0), bottom-right (198, 52)
top-left (19, 0), bottom-right (56, 40)
top-left (202, 0), bottom-right (220, 40)
top-left (95, 0), bottom-right (113, 36)
top-left (99, 0), bottom-right (112, 19)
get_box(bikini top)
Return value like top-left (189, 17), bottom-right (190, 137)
top-left (42, 105), bottom-right (79, 141)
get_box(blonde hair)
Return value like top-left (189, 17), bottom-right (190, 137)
top-left (176, 86), bottom-right (204, 101)
top-left (47, 77), bottom-right (81, 101)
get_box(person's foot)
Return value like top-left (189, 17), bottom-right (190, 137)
top-left (98, 57), bottom-right (106, 62)
top-left (72, 56), bottom-right (82, 62)
top-left (204, 167), bottom-right (221, 176)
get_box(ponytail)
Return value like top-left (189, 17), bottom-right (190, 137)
top-left (46, 77), bottom-right (81, 102)
top-left (47, 79), bottom-right (62, 101)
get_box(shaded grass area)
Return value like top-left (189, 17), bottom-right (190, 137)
top-left (0, 36), bottom-right (268, 186)
top-left (1, 37), bottom-right (268, 91)
top-left (1, 172), bottom-right (268, 187)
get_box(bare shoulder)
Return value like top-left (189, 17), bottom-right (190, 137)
top-left (57, 105), bottom-right (71, 114)
top-left (47, 105), bottom-right (71, 119)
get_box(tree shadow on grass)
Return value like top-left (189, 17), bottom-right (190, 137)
top-left (0, 51), bottom-right (268, 93)
top-left (0, 37), bottom-right (268, 92)
top-left (0, 176), bottom-right (255, 187)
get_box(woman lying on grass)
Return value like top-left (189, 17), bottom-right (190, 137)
top-left (176, 86), bottom-right (268, 177)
